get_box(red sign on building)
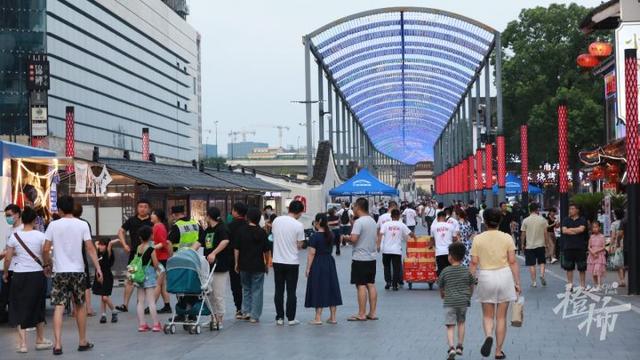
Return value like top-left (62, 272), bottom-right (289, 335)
top-left (604, 71), bottom-right (616, 98)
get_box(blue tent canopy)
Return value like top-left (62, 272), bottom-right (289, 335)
top-left (487, 173), bottom-right (542, 196)
top-left (0, 141), bottom-right (57, 173)
top-left (330, 169), bottom-right (398, 196)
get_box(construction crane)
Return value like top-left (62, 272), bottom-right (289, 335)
top-left (274, 126), bottom-right (290, 149)
top-left (228, 130), bottom-right (255, 142)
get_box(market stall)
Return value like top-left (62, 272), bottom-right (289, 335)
top-left (0, 141), bottom-right (70, 267)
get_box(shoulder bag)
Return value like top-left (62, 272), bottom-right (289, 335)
top-left (13, 233), bottom-right (44, 268)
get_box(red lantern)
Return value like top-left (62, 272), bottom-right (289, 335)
top-left (588, 41), bottom-right (613, 58)
top-left (577, 53), bottom-right (600, 68)
top-left (590, 166), bottom-right (605, 181)
top-left (606, 163), bottom-right (620, 182)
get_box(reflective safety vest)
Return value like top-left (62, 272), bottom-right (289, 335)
top-left (174, 219), bottom-right (199, 250)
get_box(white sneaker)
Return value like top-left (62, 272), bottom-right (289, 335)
top-left (288, 319), bottom-right (300, 326)
top-left (531, 282), bottom-right (537, 288)
top-left (276, 319), bottom-right (284, 326)
top-left (551, 258), bottom-right (558, 264)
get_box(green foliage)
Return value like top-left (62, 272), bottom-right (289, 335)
top-left (501, 3), bottom-right (607, 169)
top-left (202, 157), bottom-right (227, 168)
top-left (570, 192), bottom-right (604, 222)
top-left (609, 193), bottom-right (626, 212)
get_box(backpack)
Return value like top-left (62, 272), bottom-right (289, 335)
top-left (127, 246), bottom-right (151, 284)
top-left (340, 209), bottom-right (350, 225)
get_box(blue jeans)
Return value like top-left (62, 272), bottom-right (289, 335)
top-left (240, 272), bottom-right (265, 320)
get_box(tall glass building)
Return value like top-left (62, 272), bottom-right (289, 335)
top-left (0, 0), bottom-right (202, 162)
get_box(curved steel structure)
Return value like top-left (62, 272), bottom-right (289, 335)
top-left (305, 7), bottom-right (497, 164)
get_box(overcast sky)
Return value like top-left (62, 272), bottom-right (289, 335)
top-left (187, 0), bottom-right (603, 157)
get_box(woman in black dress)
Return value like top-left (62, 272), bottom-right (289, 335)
top-left (304, 213), bottom-right (342, 324)
top-left (92, 238), bottom-right (118, 323)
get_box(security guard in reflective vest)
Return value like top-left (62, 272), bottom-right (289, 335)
top-left (168, 205), bottom-right (200, 251)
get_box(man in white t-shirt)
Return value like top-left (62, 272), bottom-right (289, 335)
top-left (377, 201), bottom-right (397, 229)
top-left (431, 211), bottom-right (458, 276)
top-left (424, 202), bottom-right (437, 235)
top-left (445, 207), bottom-right (460, 237)
top-left (44, 196), bottom-right (102, 355)
top-left (402, 205), bottom-right (418, 232)
top-left (378, 208), bottom-right (416, 290)
top-left (347, 197), bottom-right (379, 321)
top-left (416, 203), bottom-right (425, 227)
top-left (0, 204), bottom-right (24, 321)
top-left (271, 200), bottom-right (305, 326)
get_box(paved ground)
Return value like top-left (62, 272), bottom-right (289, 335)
top-left (1, 223), bottom-right (639, 360)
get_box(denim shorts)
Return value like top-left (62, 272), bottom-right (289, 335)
top-left (141, 266), bottom-right (157, 289)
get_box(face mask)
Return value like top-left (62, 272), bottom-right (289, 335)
top-left (5, 216), bottom-right (15, 226)
top-left (266, 210), bottom-right (273, 216)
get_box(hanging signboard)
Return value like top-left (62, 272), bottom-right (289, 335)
top-left (615, 22), bottom-right (640, 124)
top-left (26, 54), bottom-right (50, 91)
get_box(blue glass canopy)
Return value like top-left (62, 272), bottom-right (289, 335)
top-left (307, 7), bottom-right (497, 164)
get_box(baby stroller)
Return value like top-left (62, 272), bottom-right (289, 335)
top-left (163, 248), bottom-right (217, 335)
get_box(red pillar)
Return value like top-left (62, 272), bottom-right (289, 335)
top-left (557, 102), bottom-right (569, 225)
top-left (520, 125), bottom-right (529, 208)
top-left (475, 149), bottom-right (483, 192)
top-left (65, 106), bottom-right (75, 173)
top-left (624, 48), bottom-right (640, 294)
top-left (485, 143), bottom-right (493, 190)
top-left (468, 155), bottom-right (475, 198)
top-left (497, 135), bottom-right (506, 188)
top-left (142, 128), bottom-right (150, 161)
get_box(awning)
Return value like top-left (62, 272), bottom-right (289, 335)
top-left (329, 169), bottom-right (398, 196)
top-left (487, 173), bottom-right (542, 196)
top-left (0, 141), bottom-right (57, 173)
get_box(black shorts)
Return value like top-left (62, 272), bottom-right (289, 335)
top-left (436, 255), bottom-right (450, 276)
top-left (159, 259), bottom-right (168, 268)
top-left (351, 260), bottom-right (376, 285)
top-left (561, 249), bottom-right (587, 272)
top-left (525, 247), bottom-right (546, 266)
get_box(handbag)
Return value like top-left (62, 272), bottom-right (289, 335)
top-left (611, 248), bottom-right (624, 269)
top-left (511, 296), bottom-right (524, 327)
top-left (13, 233), bottom-right (44, 268)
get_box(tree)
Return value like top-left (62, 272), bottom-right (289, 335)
top-left (501, 3), bottom-right (606, 172)
top-left (202, 156), bottom-right (227, 168)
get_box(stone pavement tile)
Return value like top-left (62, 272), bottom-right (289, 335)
top-left (1, 223), bottom-right (638, 359)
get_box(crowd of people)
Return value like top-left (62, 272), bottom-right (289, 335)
top-left (0, 192), bottom-right (630, 359)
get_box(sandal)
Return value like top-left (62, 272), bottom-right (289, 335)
top-left (308, 320), bottom-right (323, 325)
top-left (347, 315), bottom-right (367, 321)
top-left (481, 336), bottom-right (493, 357)
top-left (77, 342), bottom-right (94, 352)
top-left (35, 339), bottom-right (53, 350)
top-left (16, 346), bottom-right (28, 353)
top-left (366, 315), bottom-right (379, 320)
top-left (495, 351), bottom-right (506, 359)
top-left (53, 347), bottom-right (63, 356)
top-left (326, 319), bottom-right (337, 325)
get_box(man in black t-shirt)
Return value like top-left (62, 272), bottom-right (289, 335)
top-left (561, 204), bottom-right (588, 290)
top-left (196, 207), bottom-right (231, 328)
top-left (498, 202), bottom-right (516, 236)
top-left (466, 200), bottom-right (479, 232)
top-left (227, 202), bottom-right (248, 319)
top-left (115, 199), bottom-right (152, 312)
